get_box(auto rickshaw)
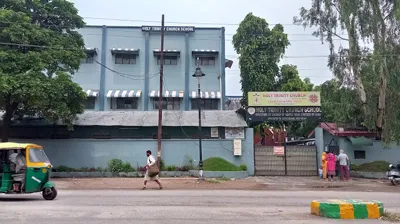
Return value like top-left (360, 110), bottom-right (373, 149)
top-left (0, 142), bottom-right (57, 200)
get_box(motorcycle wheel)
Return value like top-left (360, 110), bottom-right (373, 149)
top-left (391, 180), bottom-right (399, 186)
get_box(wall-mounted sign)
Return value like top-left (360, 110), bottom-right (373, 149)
top-left (248, 92), bottom-right (321, 107)
top-left (233, 139), bottom-right (242, 156)
top-left (210, 127), bottom-right (219, 138)
top-left (247, 106), bottom-right (322, 121)
top-left (273, 146), bottom-right (285, 156)
top-left (141, 26), bottom-right (195, 32)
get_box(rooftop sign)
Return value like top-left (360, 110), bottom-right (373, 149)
top-left (141, 26), bottom-right (195, 32)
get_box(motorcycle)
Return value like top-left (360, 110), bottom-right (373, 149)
top-left (387, 163), bottom-right (400, 186)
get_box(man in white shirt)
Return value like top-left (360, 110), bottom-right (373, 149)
top-left (337, 149), bottom-right (350, 181)
top-left (143, 150), bottom-right (163, 190)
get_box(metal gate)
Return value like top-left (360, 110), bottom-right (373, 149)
top-left (255, 145), bottom-right (318, 176)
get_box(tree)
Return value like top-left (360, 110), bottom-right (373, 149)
top-left (314, 79), bottom-right (362, 126)
top-left (275, 64), bottom-right (317, 137)
top-left (232, 13), bottom-right (290, 105)
top-left (0, 0), bottom-right (87, 142)
top-left (276, 64), bottom-right (314, 91)
top-left (294, 0), bottom-right (400, 141)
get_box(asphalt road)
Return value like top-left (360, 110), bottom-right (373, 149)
top-left (0, 190), bottom-right (400, 223)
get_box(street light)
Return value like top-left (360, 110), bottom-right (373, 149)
top-left (192, 58), bottom-right (205, 179)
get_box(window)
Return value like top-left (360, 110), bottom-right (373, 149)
top-left (111, 98), bottom-right (139, 110)
top-left (29, 148), bottom-right (50, 163)
top-left (153, 98), bottom-right (180, 110)
top-left (197, 57), bottom-right (215, 66)
top-left (115, 53), bottom-right (136, 64)
top-left (84, 97), bottom-right (96, 110)
top-left (157, 56), bottom-right (178, 65)
top-left (191, 99), bottom-right (219, 110)
top-left (81, 53), bottom-right (94, 63)
top-left (354, 150), bottom-right (366, 159)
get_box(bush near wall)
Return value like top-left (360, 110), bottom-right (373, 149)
top-left (203, 157), bottom-right (247, 171)
top-left (351, 161), bottom-right (390, 172)
top-left (53, 157), bottom-right (248, 173)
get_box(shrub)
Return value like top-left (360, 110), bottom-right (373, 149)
top-left (239, 164), bottom-right (248, 171)
top-left (107, 159), bottom-right (136, 173)
top-left (165, 165), bottom-right (177, 171)
top-left (351, 161), bottom-right (390, 172)
top-left (159, 159), bottom-right (165, 171)
top-left (203, 157), bottom-right (241, 171)
top-left (54, 165), bottom-right (76, 172)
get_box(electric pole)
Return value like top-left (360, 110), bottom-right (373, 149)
top-left (157, 14), bottom-right (165, 167)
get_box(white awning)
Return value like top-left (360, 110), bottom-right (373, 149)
top-left (84, 47), bottom-right (98, 55)
top-left (149, 90), bottom-right (184, 98)
top-left (190, 91), bottom-right (221, 99)
top-left (84, 90), bottom-right (99, 97)
top-left (153, 49), bottom-right (180, 56)
top-left (110, 48), bottom-right (139, 55)
top-left (106, 90), bottom-right (142, 98)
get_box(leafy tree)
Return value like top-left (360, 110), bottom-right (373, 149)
top-left (232, 13), bottom-right (290, 105)
top-left (0, 0), bottom-right (86, 142)
top-left (294, 0), bottom-right (400, 141)
top-left (314, 79), bottom-right (362, 126)
top-left (276, 64), bottom-right (314, 91)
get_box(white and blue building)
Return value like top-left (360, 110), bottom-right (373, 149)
top-left (76, 25), bottom-right (233, 111)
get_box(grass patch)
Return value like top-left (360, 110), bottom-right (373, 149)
top-left (206, 179), bottom-right (221, 184)
top-left (203, 157), bottom-right (243, 171)
top-left (351, 161), bottom-right (390, 172)
top-left (217, 177), bottom-right (231, 181)
top-left (381, 211), bottom-right (400, 222)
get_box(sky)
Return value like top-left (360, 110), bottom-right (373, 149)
top-left (71, 0), bottom-right (345, 96)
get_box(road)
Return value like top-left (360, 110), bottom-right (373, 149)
top-left (0, 190), bottom-right (399, 223)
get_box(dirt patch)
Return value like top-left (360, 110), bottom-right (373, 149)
top-left (53, 178), bottom-right (269, 190)
top-left (52, 177), bottom-right (400, 192)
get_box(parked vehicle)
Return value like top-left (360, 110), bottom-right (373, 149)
top-left (0, 143), bottom-right (57, 200)
top-left (387, 163), bottom-right (400, 186)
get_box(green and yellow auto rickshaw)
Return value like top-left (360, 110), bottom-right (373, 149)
top-left (0, 143), bottom-right (57, 200)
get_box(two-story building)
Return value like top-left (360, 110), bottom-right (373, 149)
top-left (75, 25), bottom-right (233, 112)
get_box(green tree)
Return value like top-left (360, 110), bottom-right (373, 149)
top-left (314, 79), bottom-right (362, 126)
top-left (232, 13), bottom-right (290, 105)
top-left (0, 0), bottom-right (87, 142)
top-left (276, 64), bottom-right (314, 91)
top-left (294, 0), bottom-right (400, 141)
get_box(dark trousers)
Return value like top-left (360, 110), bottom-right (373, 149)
top-left (340, 165), bottom-right (350, 180)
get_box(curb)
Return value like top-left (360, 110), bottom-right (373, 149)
top-left (311, 199), bottom-right (384, 219)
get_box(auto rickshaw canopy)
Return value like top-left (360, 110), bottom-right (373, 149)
top-left (0, 142), bottom-right (42, 151)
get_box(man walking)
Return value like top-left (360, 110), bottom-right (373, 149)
top-left (337, 149), bottom-right (350, 181)
top-left (143, 150), bottom-right (163, 190)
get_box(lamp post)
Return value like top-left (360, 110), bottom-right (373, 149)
top-left (192, 58), bottom-right (205, 179)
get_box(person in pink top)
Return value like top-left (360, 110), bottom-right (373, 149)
top-left (326, 151), bottom-right (337, 181)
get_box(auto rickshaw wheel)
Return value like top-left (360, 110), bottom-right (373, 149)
top-left (42, 187), bottom-right (57, 200)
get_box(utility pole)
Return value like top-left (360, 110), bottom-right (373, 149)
top-left (157, 14), bottom-right (165, 167)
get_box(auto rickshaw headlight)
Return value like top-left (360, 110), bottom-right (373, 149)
top-left (42, 168), bottom-right (47, 173)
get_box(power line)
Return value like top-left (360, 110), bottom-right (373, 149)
top-left (95, 61), bottom-right (158, 79)
top-left (82, 16), bottom-right (300, 27)
top-left (2, 42), bottom-right (396, 59)
top-left (162, 77), bottom-right (234, 152)
top-left (81, 32), bottom-right (346, 42)
top-left (0, 19), bottom-right (349, 37)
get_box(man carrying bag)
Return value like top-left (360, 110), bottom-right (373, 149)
top-left (143, 150), bottom-right (163, 190)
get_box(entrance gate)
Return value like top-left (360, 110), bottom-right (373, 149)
top-left (255, 145), bottom-right (318, 176)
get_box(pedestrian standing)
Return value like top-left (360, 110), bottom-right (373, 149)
top-left (337, 149), bottom-right (350, 181)
top-left (326, 151), bottom-right (336, 181)
top-left (143, 150), bottom-right (163, 190)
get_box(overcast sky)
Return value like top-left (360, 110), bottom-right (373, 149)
top-left (71, 0), bottom-right (344, 96)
